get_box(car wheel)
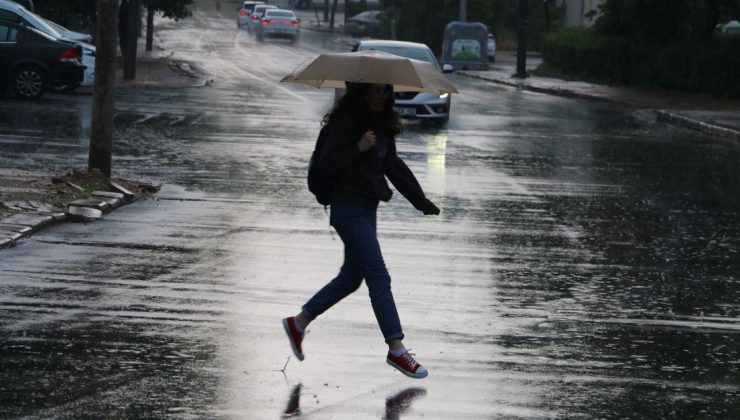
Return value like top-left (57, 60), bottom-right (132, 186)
top-left (14, 65), bottom-right (46, 100)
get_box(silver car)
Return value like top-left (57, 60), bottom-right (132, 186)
top-left (237, 1), bottom-right (264, 29)
top-left (247, 4), bottom-right (277, 32)
top-left (255, 9), bottom-right (300, 42)
top-left (353, 40), bottom-right (454, 121)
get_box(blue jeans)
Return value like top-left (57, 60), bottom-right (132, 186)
top-left (302, 202), bottom-right (404, 343)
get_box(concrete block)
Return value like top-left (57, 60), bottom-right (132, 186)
top-left (69, 198), bottom-right (110, 211)
top-left (91, 191), bottom-right (125, 200)
top-left (1, 213), bottom-right (54, 230)
top-left (110, 182), bottom-right (135, 200)
top-left (0, 223), bottom-right (32, 235)
top-left (0, 229), bottom-right (22, 241)
top-left (66, 206), bottom-right (103, 221)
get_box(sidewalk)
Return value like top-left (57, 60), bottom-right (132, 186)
top-left (115, 40), bottom-right (208, 89)
top-left (1, 42), bottom-right (194, 250)
top-left (458, 50), bottom-right (740, 141)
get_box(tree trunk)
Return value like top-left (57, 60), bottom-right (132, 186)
top-left (146, 6), bottom-right (154, 52)
top-left (89, 0), bottom-right (118, 178)
top-left (705, 0), bottom-right (719, 41)
top-left (123, 0), bottom-right (141, 80)
top-left (329, 0), bottom-right (338, 28)
top-left (515, 0), bottom-right (528, 78)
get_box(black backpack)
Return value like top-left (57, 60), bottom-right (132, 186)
top-left (307, 124), bottom-right (333, 206)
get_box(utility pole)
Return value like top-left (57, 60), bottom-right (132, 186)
top-left (515, 0), bottom-right (528, 78)
top-left (89, 0), bottom-right (117, 177)
top-left (459, 0), bottom-right (467, 22)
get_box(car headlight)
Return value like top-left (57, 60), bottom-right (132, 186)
top-left (439, 93), bottom-right (449, 99)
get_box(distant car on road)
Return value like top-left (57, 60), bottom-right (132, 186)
top-left (237, 1), bottom-right (263, 29)
top-left (0, 20), bottom-right (85, 99)
top-left (485, 27), bottom-right (496, 62)
top-left (345, 10), bottom-right (380, 38)
top-left (256, 9), bottom-right (300, 42)
top-left (247, 4), bottom-right (277, 32)
top-left (352, 39), bottom-right (454, 121)
top-left (716, 20), bottom-right (740, 33)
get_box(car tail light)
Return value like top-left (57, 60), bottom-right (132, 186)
top-left (251, 13), bottom-right (258, 19)
top-left (291, 20), bottom-right (300, 27)
top-left (57, 48), bottom-right (80, 62)
top-left (240, 9), bottom-right (246, 16)
top-left (262, 18), bottom-right (275, 24)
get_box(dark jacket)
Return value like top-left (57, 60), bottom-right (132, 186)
top-left (318, 111), bottom-right (436, 213)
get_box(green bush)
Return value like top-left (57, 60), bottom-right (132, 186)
top-left (542, 27), bottom-right (635, 84)
top-left (542, 27), bottom-right (740, 96)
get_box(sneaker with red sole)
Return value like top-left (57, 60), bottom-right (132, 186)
top-left (282, 317), bottom-right (305, 361)
top-left (386, 350), bottom-right (428, 379)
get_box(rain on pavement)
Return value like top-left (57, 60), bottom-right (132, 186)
top-left (1, 7), bottom-right (739, 419)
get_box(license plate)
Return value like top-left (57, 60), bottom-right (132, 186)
top-left (395, 107), bottom-right (416, 116)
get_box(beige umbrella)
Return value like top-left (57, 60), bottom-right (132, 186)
top-left (281, 49), bottom-right (458, 94)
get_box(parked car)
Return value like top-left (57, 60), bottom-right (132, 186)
top-left (0, 19), bottom-right (85, 99)
top-left (43, 17), bottom-right (91, 43)
top-left (345, 10), bottom-right (380, 38)
top-left (0, 0), bottom-right (93, 91)
top-left (716, 20), bottom-right (740, 33)
top-left (256, 8), bottom-right (300, 42)
top-left (52, 41), bottom-right (94, 91)
top-left (0, 0), bottom-right (61, 37)
top-left (247, 4), bottom-right (277, 32)
top-left (485, 27), bottom-right (496, 62)
top-left (42, 18), bottom-right (94, 90)
top-left (237, 1), bottom-right (263, 29)
top-left (352, 39), bottom-right (454, 121)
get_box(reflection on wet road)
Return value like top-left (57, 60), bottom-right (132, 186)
top-left (1, 8), bottom-right (739, 419)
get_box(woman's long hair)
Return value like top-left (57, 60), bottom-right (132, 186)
top-left (322, 82), bottom-right (402, 136)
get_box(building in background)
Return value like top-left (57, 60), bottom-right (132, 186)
top-left (563, 0), bottom-right (603, 27)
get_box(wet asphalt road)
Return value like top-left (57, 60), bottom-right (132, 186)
top-left (1, 9), bottom-right (740, 419)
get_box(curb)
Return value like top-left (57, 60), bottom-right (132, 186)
top-left (457, 71), bottom-right (621, 105)
top-left (0, 183), bottom-right (137, 250)
top-left (655, 111), bottom-right (740, 141)
top-left (457, 71), bottom-right (740, 142)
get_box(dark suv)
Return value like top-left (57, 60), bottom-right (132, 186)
top-left (0, 20), bottom-right (84, 99)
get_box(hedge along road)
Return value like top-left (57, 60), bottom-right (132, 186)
top-left (1, 7), bottom-right (739, 419)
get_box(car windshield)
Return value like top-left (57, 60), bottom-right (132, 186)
top-left (354, 11), bottom-right (378, 20)
top-left (15, 5), bottom-right (63, 39)
top-left (360, 45), bottom-right (437, 65)
top-left (243, 2), bottom-right (262, 11)
top-left (266, 11), bottom-right (295, 19)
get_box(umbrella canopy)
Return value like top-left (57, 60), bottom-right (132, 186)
top-left (281, 50), bottom-right (458, 94)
